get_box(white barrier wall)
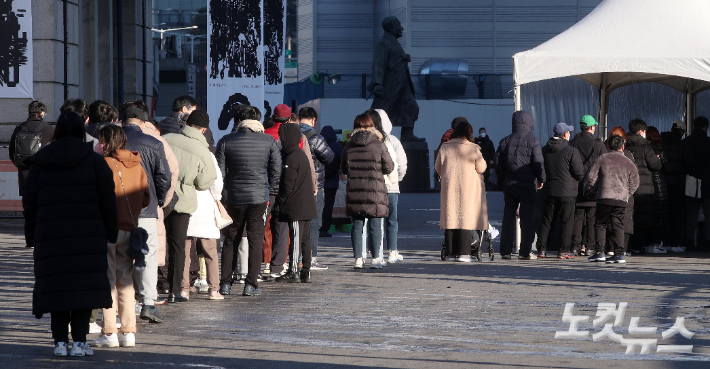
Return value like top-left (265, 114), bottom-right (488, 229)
top-left (314, 98), bottom-right (515, 188)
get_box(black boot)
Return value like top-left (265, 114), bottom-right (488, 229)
top-left (275, 271), bottom-right (301, 283)
top-left (400, 127), bottom-right (425, 141)
top-left (300, 270), bottom-right (312, 283)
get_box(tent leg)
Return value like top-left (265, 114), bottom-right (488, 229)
top-left (598, 73), bottom-right (608, 141)
top-left (514, 85), bottom-right (521, 111)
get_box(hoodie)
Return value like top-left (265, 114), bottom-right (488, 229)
top-left (541, 137), bottom-right (585, 198)
top-left (276, 123), bottom-right (318, 221)
top-left (495, 111), bottom-right (546, 199)
top-left (341, 127), bottom-right (394, 218)
top-left (106, 149), bottom-right (151, 231)
top-left (375, 109), bottom-right (407, 193)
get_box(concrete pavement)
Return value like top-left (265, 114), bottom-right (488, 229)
top-left (1, 192), bottom-right (709, 368)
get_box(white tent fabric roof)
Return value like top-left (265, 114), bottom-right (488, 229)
top-left (513, 0), bottom-right (710, 93)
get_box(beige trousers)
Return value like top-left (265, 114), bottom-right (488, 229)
top-left (103, 230), bottom-right (137, 334)
top-left (182, 238), bottom-right (220, 292)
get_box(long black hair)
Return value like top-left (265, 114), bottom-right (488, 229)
top-left (52, 112), bottom-right (86, 142)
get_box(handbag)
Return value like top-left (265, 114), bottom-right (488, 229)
top-left (214, 199), bottom-right (233, 229)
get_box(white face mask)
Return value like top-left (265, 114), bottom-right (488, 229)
top-left (480, 133), bottom-right (486, 138)
top-left (641, 132), bottom-right (647, 139)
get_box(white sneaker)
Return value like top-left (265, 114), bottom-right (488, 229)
top-left (388, 250), bottom-right (403, 263)
top-left (89, 322), bottom-right (102, 334)
top-left (81, 342), bottom-right (94, 356)
top-left (370, 257), bottom-right (384, 269)
top-left (457, 255), bottom-right (472, 262)
top-left (354, 258), bottom-right (363, 269)
top-left (54, 342), bottom-right (68, 357)
top-left (669, 246), bottom-right (686, 253)
top-left (70, 342), bottom-right (86, 357)
top-left (91, 333), bottom-right (119, 348)
top-left (118, 333), bottom-right (135, 347)
top-left (647, 245), bottom-right (667, 254)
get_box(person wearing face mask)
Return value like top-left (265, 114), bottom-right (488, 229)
top-left (536, 123), bottom-right (585, 258)
top-left (624, 119), bottom-right (663, 253)
top-left (474, 127), bottom-right (496, 187)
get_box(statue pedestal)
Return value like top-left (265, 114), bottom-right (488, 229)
top-left (399, 140), bottom-right (430, 192)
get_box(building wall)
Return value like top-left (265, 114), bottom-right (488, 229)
top-left (0, 0), bottom-right (153, 159)
top-left (299, 0), bottom-right (602, 98)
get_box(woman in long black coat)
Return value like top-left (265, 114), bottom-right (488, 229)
top-left (24, 112), bottom-right (118, 357)
top-left (647, 126), bottom-right (669, 251)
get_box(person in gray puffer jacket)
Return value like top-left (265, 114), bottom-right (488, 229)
top-left (586, 135), bottom-right (640, 264)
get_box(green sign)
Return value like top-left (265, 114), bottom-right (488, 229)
top-left (285, 50), bottom-right (292, 57)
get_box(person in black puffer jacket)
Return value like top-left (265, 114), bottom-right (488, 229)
top-left (341, 113), bottom-right (394, 269)
top-left (275, 123), bottom-right (318, 283)
top-left (647, 127), bottom-right (669, 250)
top-left (660, 121), bottom-right (686, 249)
top-left (159, 95), bottom-right (199, 135)
top-left (682, 117), bottom-right (710, 251)
top-left (215, 106), bottom-right (281, 295)
top-left (24, 112), bottom-right (118, 355)
top-left (495, 110), bottom-right (546, 259)
top-left (625, 119), bottom-right (663, 252)
top-left (537, 123), bottom-right (585, 258)
top-left (569, 115), bottom-right (607, 255)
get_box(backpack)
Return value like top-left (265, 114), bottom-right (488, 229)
top-left (13, 121), bottom-right (47, 171)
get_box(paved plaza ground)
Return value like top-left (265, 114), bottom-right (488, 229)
top-left (1, 192), bottom-right (709, 368)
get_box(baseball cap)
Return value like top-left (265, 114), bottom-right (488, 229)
top-left (580, 115), bottom-right (598, 126)
top-left (121, 107), bottom-right (148, 122)
top-left (273, 104), bottom-right (291, 119)
top-left (672, 120), bottom-right (686, 131)
top-left (554, 122), bottom-right (574, 135)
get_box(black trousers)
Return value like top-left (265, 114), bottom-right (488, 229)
top-left (51, 309), bottom-right (92, 344)
top-left (666, 186), bottom-right (685, 247)
top-left (594, 203), bottom-right (625, 256)
top-left (445, 229), bottom-right (472, 256)
top-left (686, 197), bottom-right (710, 248)
top-left (220, 213), bottom-right (242, 285)
top-left (165, 211), bottom-right (190, 294)
top-left (269, 198), bottom-right (290, 274)
top-left (288, 220), bottom-right (312, 273)
top-left (320, 188), bottom-right (338, 233)
top-left (500, 192), bottom-right (536, 257)
top-left (223, 202), bottom-right (268, 288)
top-left (572, 206), bottom-right (596, 252)
top-left (538, 196), bottom-right (576, 254)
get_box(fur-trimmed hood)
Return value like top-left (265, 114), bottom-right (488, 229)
top-left (350, 127), bottom-right (383, 147)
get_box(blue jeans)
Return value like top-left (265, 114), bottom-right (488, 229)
top-left (352, 217), bottom-right (384, 259)
top-left (385, 193), bottom-right (399, 251)
top-left (310, 188), bottom-right (324, 257)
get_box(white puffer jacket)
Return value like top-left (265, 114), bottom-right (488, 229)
top-left (376, 109), bottom-right (408, 193)
top-left (186, 153), bottom-right (224, 239)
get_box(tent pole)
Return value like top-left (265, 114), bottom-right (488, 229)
top-left (686, 79), bottom-right (694, 132)
top-left (598, 73), bottom-right (608, 140)
top-left (514, 85), bottom-right (521, 111)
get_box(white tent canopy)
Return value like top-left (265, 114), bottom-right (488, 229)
top-left (513, 0), bottom-right (710, 135)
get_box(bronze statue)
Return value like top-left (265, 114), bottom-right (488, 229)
top-left (369, 16), bottom-right (423, 141)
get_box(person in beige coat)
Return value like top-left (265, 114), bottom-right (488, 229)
top-left (435, 120), bottom-right (488, 262)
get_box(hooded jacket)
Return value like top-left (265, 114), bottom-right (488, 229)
top-left (23, 137), bottom-right (118, 318)
top-left (105, 149), bottom-right (151, 231)
top-left (164, 125), bottom-right (218, 214)
top-left (299, 122), bottom-right (335, 189)
top-left (682, 128), bottom-right (710, 198)
top-left (626, 134), bottom-right (662, 197)
top-left (276, 123), bottom-right (318, 221)
top-left (660, 130), bottom-right (685, 189)
top-left (376, 109), bottom-right (407, 193)
top-left (541, 137), bottom-right (585, 198)
top-left (320, 125), bottom-right (343, 190)
top-left (495, 111), bottom-right (546, 199)
top-left (123, 124), bottom-right (171, 218)
top-left (216, 119), bottom-right (282, 205)
top-left (264, 122), bottom-right (319, 195)
top-left (341, 127), bottom-right (394, 218)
